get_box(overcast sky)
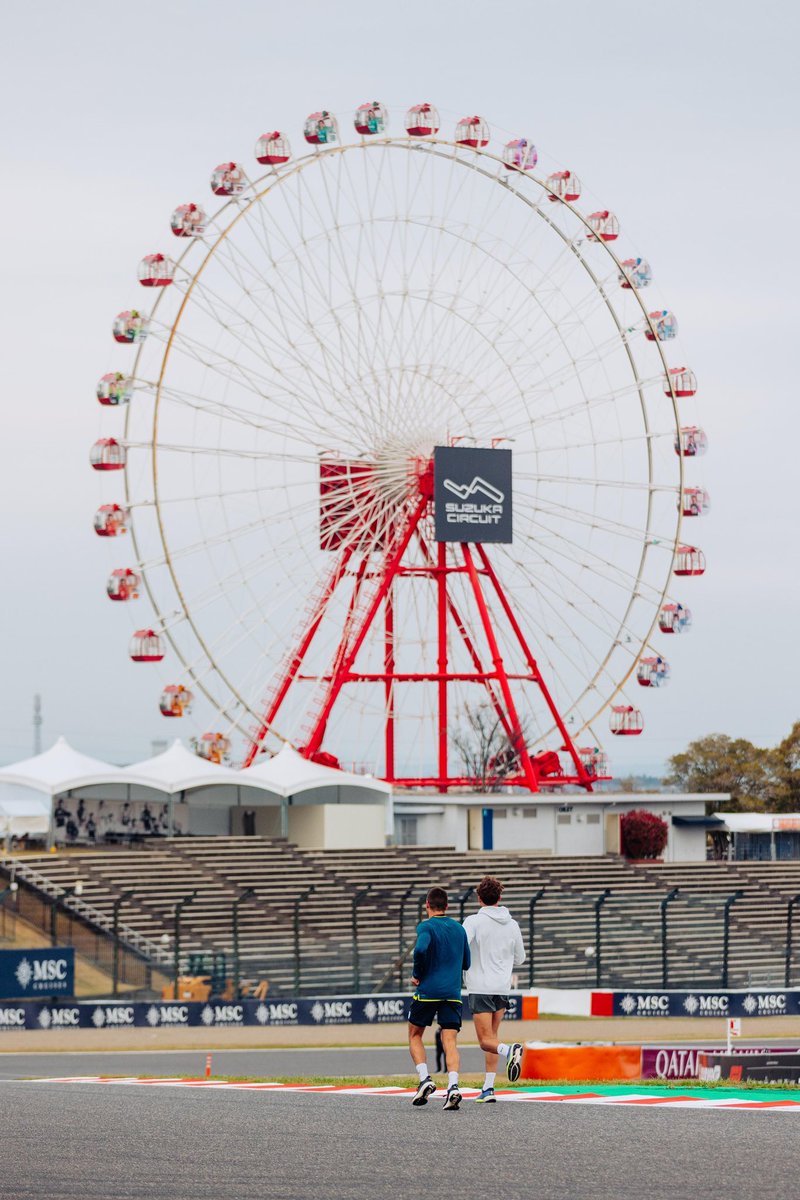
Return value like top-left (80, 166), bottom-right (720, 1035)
top-left (0, 0), bottom-right (796, 773)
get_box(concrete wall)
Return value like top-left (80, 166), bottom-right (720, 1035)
top-left (230, 806), bottom-right (282, 837)
top-left (187, 805), bottom-right (230, 835)
top-left (288, 804), bottom-right (385, 849)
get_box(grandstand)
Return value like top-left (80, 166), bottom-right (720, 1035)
top-left (2, 837), bottom-right (798, 996)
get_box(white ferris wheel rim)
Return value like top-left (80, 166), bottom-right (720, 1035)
top-left (113, 129), bottom-right (688, 762)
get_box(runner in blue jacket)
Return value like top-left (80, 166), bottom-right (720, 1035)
top-left (407, 887), bottom-right (471, 1110)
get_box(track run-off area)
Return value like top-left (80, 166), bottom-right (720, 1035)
top-left (19, 1075), bottom-right (800, 1110)
top-left (3, 1075), bottom-right (800, 1200)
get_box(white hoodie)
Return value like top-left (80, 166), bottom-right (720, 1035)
top-left (462, 905), bottom-right (526, 994)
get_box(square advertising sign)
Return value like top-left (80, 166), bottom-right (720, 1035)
top-left (433, 446), bottom-right (512, 544)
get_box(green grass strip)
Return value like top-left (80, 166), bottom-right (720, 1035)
top-left (131, 1073), bottom-right (800, 1101)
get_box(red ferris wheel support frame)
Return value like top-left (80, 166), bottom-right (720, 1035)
top-left (242, 477), bottom-right (605, 793)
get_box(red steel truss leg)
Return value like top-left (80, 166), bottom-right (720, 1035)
top-left (385, 584), bottom-right (395, 782)
top-left (303, 494), bottom-right (429, 758)
top-left (242, 547), bottom-right (355, 768)
top-left (437, 541), bottom-right (448, 791)
top-left (413, 526), bottom-right (515, 745)
top-left (475, 543), bottom-right (594, 791)
top-left (461, 543), bottom-right (539, 792)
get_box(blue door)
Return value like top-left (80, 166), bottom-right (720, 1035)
top-left (482, 807), bottom-right (493, 851)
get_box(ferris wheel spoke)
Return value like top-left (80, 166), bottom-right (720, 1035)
top-left (154, 382), bottom-right (330, 440)
top-left (213, 209), bottom-right (367, 414)
top-left (520, 493), bottom-right (673, 551)
top-left (512, 504), bottom-right (669, 606)
top-left (489, 549), bottom-right (639, 713)
top-left (129, 439), bottom-right (321, 463)
top-left (174, 265), bottom-right (358, 433)
top-left (198, 207), bottom-right (385, 446)
top-left (518, 470), bottom-right (674, 494)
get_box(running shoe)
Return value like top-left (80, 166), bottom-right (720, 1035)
top-left (506, 1043), bottom-right (523, 1083)
top-left (475, 1087), bottom-right (496, 1103)
top-left (412, 1077), bottom-right (436, 1106)
top-left (442, 1085), bottom-right (462, 1110)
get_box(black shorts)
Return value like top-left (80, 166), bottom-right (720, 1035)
top-left (468, 993), bottom-right (510, 1015)
top-left (407, 997), bottom-right (462, 1030)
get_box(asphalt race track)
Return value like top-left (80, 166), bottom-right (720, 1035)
top-left (2, 1078), bottom-right (799, 1200)
top-left (2, 1039), bottom-right (797, 1082)
top-left (0, 1044), bottom-right (486, 1080)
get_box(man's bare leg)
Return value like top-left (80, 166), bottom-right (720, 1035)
top-left (441, 1026), bottom-right (460, 1075)
top-left (409, 1022), bottom-right (437, 1105)
top-left (472, 1008), bottom-right (505, 1069)
top-left (408, 1022), bottom-right (428, 1067)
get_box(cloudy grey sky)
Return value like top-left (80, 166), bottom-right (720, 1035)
top-left (0, 0), bottom-right (796, 773)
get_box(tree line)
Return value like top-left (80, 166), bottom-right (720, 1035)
top-left (664, 722), bottom-right (800, 812)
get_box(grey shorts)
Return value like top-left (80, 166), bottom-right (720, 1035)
top-left (468, 993), bottom-right (510, 1015)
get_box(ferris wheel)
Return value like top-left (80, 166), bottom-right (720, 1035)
top-left (92, 101), bottom-right (708, 791)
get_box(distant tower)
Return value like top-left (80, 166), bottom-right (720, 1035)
top-left (33, 694), bottom-right (42, 755)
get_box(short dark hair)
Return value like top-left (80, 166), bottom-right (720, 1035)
top-left (426, 887), bottom-right (448, 911)
top-left (476, 876), bottom-right (504, 906)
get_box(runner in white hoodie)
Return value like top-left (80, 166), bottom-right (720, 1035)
top-left (463, 876), bottom-right (525, 1102)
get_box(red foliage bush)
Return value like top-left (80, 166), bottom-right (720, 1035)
top-left (620, 809), bottom-right (669, 859)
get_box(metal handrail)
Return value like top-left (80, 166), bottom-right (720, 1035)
top-left (0, 856), bottom-right (173, 965)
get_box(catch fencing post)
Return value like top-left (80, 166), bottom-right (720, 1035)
top-left (721, 890), bottom-right (743, 989)
top-left (594, 888), bottom-right (611, 988)
top-left (527, 888), bottom-right (545, 988)
top-left (293, 885), bottom-right (316, 995)
top-left (784, 894), bottom-right (800, 987)
top-left (352, 886), bottom-right (372, 993)
top-left (397, 883), bottom-right (415, 988)
top-left (660, 888), bottom-right (680, 989)
top-left (173, 890), bottom-right (197, 1001)
top-left (458, 887), bottom-right (474, 923)
top-left (232, 887), bottom-right (256, 1000)
top-left (112, 890), bottom-right (134, 997)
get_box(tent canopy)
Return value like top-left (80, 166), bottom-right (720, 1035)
top-left (0, 737), bottom-right (120, 796)
top-left (0, 784), bottom-right (51, 835)
top-left (243, 743), bottom-right (391, 797)
top-left (121, 739), bottom-right (269, 796)
top-left (0, 737), bottom-right (392, 807)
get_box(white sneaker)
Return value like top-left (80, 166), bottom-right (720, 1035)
top-left (506, 1043), bottom-right (523, 1083)
top-left (412, 1077), bottom-right (436, 1106)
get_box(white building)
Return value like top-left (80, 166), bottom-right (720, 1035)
top-left (393, 791), bottom-right (728, 861)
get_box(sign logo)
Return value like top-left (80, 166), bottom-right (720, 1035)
top-left (442, 477), bottom-right (505, 504)
top-left (619, 993), bottom-right (670, 1016)
top-left (256, 1002), bottom-right (298, 1026)
top-left (0, 1007), bottom-right (26, 1027)
top-left (433, 446), bottom-right (512, 544)
top-left (742, 992), bottom-right (786, 1015)
top-left (1, 949), bottom-right (74, 997)
top-left (363, 998), bottom-right (405, 1022)
top-left (15, 959), bottom-right (32, 991)
top-left (310, 1000), bottom-right (353, 1024)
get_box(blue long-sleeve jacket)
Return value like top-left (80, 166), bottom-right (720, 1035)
top-left (412, 915), bottom-right (471, 1000)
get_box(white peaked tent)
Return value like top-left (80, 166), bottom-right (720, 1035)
top-left (0, 788), bottom-right (51, 836)
top-left (120, 739), bottom-right (267, 795)
top-left (241, 742), bottom-right (391, 798)
top-left (0, 737), bottom-right (121, 842)
top-left (0, 737), bottom-right (121, 795)
top-left (0, 737), bottom-right (392, 846)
